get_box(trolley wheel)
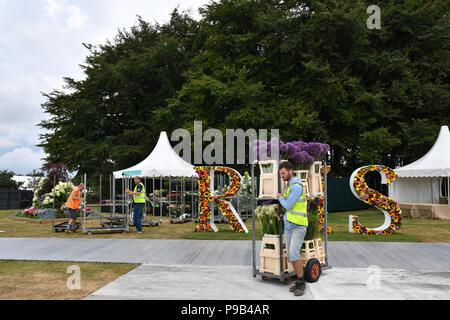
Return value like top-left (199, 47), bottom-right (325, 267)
top-left (261, 275), bottom-right (270, 281)
top-left (283, 277), bottom-right (293, 285)
top-left (304, 258), bottom-right (321, 283)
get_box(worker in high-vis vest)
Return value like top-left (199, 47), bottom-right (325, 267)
top-left (64, 183), bottom-right (85, 234)
top-left (277, 161), bottom-right (308, 296)
top-left (125, 176), bottom-right (146, 233)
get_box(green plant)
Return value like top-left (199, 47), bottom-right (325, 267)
top-left (255, 204), bottom-right (280, 235)
top-left (305, 201), bottom-right (320, 241)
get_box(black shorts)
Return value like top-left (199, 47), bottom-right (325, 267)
top-left (68, 208), bottom-right (78, 220)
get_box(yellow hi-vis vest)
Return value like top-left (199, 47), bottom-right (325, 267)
top-left (133, 182), bottom-right (146, 204)
top-left (283, 182), bottom-right (308, 227)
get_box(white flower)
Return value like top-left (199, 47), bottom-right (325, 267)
top-left (59, 181), bottom-right (64, 187)
top-left (43, 200), bottom-right (49, 205)
top-left (49, 199), bottom-right (54, 203)
top-left (56, 192), bottom-right (60, 197)
top-left (268, 205), bottom-right (279, 218)
top-left (255, 206), bottom-right (262, 219)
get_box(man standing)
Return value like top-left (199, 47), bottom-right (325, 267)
top-left (277, 161), bottom-right (308, 296)
top-left (64, 183), bottom-right (85, 234)
top-left (126, 176), bottom-right (146, 233)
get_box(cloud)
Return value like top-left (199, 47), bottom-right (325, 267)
top-left (66, 5), bottom-right (88, 29)
top-left (0, 0), bottom-right (210, 175)
top-left (43, 0), bottom-right (88, 30)
top-left (0, 147), bottom-right (46, 174)
top-left (43, 0), bottom-right (65, 18)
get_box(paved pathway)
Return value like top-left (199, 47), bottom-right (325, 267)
top-left (85, 263), bottom-right (450, 300)
top-left (0, 238), bottom-right (449, 271)
top-left (1, 238), bottom-right (449, 300)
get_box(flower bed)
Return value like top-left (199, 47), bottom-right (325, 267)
top-left (351, 165), bottom-right (403, 235)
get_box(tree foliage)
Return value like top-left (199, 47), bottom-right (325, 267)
top-left (39, 1), bottom-right (450, 177)
top-left (0, 170), bottom-right (20, 190)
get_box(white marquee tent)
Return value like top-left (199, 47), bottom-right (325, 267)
top-left (389, 125), bottom-right (450, 205)
top-left (113, 131), bottom-right (197, 179)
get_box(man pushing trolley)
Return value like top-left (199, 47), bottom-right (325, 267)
top-left (276, 161), bottom-right (308, 296)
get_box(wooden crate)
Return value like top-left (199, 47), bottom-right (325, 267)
top-left (258, 160), bottom-right (287, 198)
top-left (300, 240), bottom-right (317, 261)
top-left (309, 161), bottom-right (323, 197)
top-left (259, 235), bottom-right (294, 275)
top-left (314, 238), bottom-right (326, 264)
top-left (293, 170), bottom-right (310, 197)
top-left (260, 236), bottom-right (326, 276)
top-left (300, 238), bottom-right (326, 265)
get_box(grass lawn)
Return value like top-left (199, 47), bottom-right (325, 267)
top-left (0, 208), bottom-right (449, 242)
top-left (0, 260), bottom-right (137, 300)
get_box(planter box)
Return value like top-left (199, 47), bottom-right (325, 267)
top-left (9, 217), bottom-right (69, 224)
top-left (9, 216), bottom-right (98, 224)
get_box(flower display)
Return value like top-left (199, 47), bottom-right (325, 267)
top-left (255, 204), bottom-right (280, 235)
top-left (316, 165), bottom-right (332, 234)
top-left (195, 166), bottom-right (246, 233)
top-left (166, 203), bottom-right (191, 217)
top-left (251, 139), bottom-right (330, 170)
top-left (351, 165), bottom-right (403, 235)
top-left (31, 180), bottom-right (76, 211)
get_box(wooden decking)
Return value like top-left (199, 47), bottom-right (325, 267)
top-left (0, 238), bottom-right (449, 271)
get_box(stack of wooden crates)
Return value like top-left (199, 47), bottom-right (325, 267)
top-left (258, 160), bottom-right (323, 199)
top-left (259, 235), bottom-right (325, 276)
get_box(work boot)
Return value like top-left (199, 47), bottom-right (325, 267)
top-left (289, 281), bottom-right (300, 292)
top-left (293, 279), bottom-right (307, 296)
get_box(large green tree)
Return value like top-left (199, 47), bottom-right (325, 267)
top-left (39, 0), bottom-right (449, 177)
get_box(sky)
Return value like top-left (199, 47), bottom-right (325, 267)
top-left (0, 0), bottom-right (210, 175)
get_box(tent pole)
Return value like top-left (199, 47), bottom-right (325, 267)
top-left (112, 176), bottom-right (116, 217)
top-left (431, 178), bottom-right (433, 204)
top-left (122, 178), bottom-right (125, 216)
top-left (144, 178), bottom-right (147, 222)
top-left (152, 175), bottom-right (155, 221)
top-left (169, 176), bottom-right (171, 219)
top-left (160, 175), bottom-right (162, 223)
top-left (182, 178), bottom-right (185, 217)
top-left (99, 174), bottom-right (102, 225)
top-left (191, 176), bottom-right (194, 220)
top-left (447, 176), bottom-right (449, 205)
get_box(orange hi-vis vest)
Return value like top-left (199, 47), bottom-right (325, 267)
top-left (65, 189), bottom-right (81, 210)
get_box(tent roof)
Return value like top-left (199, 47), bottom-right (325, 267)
top-left (113, 132), bottom-right (197, 179)
top-left (395, 125), bottom-right (450, 178)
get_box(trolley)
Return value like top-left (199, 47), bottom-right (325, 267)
top-left (251, 155), bottom-right (332, 285)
